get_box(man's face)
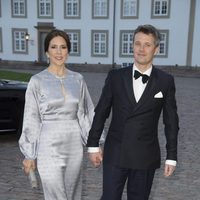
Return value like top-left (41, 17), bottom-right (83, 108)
top-left (133, 32), bottom-right (159, 69)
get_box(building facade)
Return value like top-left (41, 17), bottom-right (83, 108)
top-left (0, 0), bottom-right (199, 67)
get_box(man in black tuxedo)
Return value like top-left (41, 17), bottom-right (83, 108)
top-left (87, 24), bottom-right (179, 200)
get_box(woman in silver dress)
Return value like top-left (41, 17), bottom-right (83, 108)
top-left (19, 29), bottom-right (94, 200)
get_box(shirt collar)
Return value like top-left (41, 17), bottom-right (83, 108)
top-left (133, 64), bottom-right (152, 76)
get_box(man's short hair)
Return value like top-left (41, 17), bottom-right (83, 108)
top-left (133, 24), bottom-right (161, 47)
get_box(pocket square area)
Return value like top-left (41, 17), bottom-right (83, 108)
top-left (154, 91), bottom-right (163, 98)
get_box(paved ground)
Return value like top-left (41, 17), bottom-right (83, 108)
top-left (0, 69), bottom-right (200, 200)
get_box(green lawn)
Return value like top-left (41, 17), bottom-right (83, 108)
top-left (0, 70), bottom-right (32, 82)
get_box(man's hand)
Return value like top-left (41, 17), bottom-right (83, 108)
top-left (164, 164), bottom-right (176, 177)
top-left (22, 159), bottom-right (36, 175)
top-left (88, 148), bottom-right (103, 168)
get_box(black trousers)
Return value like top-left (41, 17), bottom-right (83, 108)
top-left (101, 163), bottom-right (155, 200)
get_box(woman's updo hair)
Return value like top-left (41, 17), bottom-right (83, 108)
top-left (44, 29), bottom-right (71, 53)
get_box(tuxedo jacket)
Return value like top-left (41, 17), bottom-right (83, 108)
top-left (87, 65), bottom-right (179, 169)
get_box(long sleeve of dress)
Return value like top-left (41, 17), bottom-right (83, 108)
top-left (77, 77), bottom-right (96, 146)
top-left (19, 77), bottom-right (41, 160)
top-left (77, 77), bottom-right (106, 146)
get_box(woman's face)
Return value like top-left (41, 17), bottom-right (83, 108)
top-left (47, 36), bottom-right (69, 67)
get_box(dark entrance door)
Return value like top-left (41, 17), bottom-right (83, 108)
top-left (38, 31), bottom-right (48, 63)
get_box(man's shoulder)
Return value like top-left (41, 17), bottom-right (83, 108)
top-left (109, 65), bottom-right (132, 76)
top-left (153, 67), bottom-right (175, 87)
top-left (153, 66), bottom-right (174, 79)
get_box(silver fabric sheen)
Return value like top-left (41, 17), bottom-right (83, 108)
top-left (19, 69), bottom-right (94, 200)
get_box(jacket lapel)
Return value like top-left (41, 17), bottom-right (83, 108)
top-left (122, 66), bottom-right (137, 106)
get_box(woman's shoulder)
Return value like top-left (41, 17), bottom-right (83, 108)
top-left (28, 69), bottom-right (48, 87)
top-left (68, 69), bottom-right (84, 81)
top-left (30, 69), bottom-right (48, 80)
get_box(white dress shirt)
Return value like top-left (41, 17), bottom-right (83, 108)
top-left (133, 65), bottom-right (152, 102)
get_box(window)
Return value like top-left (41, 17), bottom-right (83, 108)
top-left (64, 0), bottom-right (80, 18)
top-left (0, 28), bottom-right (2, 52)
top-left (92, 0), bottom-right (109, 19)
top-left (121, 0), bottom-right (139, 19)
top-left (151, 0), bottom-right (170, 18)
top-left (91, 30), bottom-right (108, 57)
top-left (65, 30), bottom-right (80, 56)
top-left (11, 0), bottom-right (27, 18)
top-left (38, 0), bottom-right (53, 18)
top-left (157, 30), bottom-right (169, 57)
top-left (120, 30), bottom-right (133, 57)
top-left (12, 28), bottom-right (28, 54)
top-left (122, 62), bottom-right (133, 68)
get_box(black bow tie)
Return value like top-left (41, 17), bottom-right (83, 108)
top-left (134, 70), bottom-right (149, 84)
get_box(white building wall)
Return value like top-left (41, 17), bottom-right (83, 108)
top-left (153, 0), bottom-right (190, 66)
top-left (67, 0), bottom-right (115, 64)
top-left (113, 0), bottom-right (191, 66)
top-left (0, 0), bottom-right (199, 67)
top-left (1, 1), bottom-right (38, 61)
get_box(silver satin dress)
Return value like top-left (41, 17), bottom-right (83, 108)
top-left (19, 69), bottom-right (94, 200)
